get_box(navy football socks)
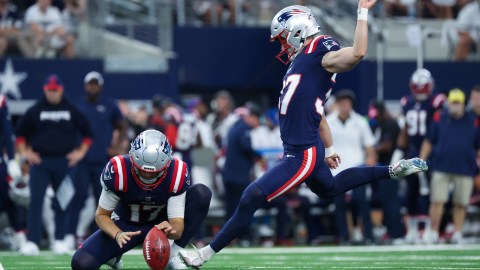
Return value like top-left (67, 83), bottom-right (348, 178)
top-left (210, 183), bottom-right (267, 252)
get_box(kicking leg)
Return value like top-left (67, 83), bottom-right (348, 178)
top-left (307, 159), bottom-right (427, 198)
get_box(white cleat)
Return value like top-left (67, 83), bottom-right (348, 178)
top-left (106, 255), bottom-right (123, 269)
top-left (63, 234), bottom-right (76, 251)
top-left (450, 231), bottom-right (464, 244)
top-left (178, 249), bottom-right (206, 269)
top-left (167, 254), bottom-right (187, 269)
top-left (404, 230), bottom-right (419, 244)
top-left (423, 230), bottom-right (439, 245)
top-left (52, 240), bottom-right (71, 255)
top-left (19, 241), bottom-right (40, 256)
top-left (11, 231), bottom-right (27, 251)
top-left (389, 158), bottom-right (428, 179)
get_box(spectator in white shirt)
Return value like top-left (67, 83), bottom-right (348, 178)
top-left (25, 0), bottom-right (75, 58)
top-left (327, 89), bottom-right (377, 244)
top-left (454, 0), bottom-right (480, 61)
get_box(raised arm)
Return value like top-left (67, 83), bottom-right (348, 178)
top-left (322, 0), bottom-right (377, 73)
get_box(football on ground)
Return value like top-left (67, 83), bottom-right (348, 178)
top-left (143, 227), bottom-right (170, 270)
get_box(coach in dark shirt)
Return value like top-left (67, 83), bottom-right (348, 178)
top-left (221, 102), bottom-right (261, 243)
top-left (16, 74), bottom-right (93, 255)
top-left (420, 88), bottom-right (480, 244)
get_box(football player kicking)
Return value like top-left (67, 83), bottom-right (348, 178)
top-left (180, 0), bottom-right (428, 268)
top-left (71, 129), bottom-right (212, 270)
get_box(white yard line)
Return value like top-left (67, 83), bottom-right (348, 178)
top-left (0, 244), bottom-right (478, 257)
top-left (121, 244), bottom-right (480, 255)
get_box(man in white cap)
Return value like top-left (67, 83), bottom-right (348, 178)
top-left (64, 71), bottom-right (127, 250)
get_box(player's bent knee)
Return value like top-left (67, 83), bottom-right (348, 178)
top-left (238, 183), bottom-right (266, 209)
top-left (188, 184), bottom-right (212, 206)
top-left (71, 248), bottom-right (101, 270)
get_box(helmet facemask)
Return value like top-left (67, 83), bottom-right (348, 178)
top-left (271, 28), bottom-right (307, 65)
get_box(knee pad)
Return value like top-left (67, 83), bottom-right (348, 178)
top-left (71, 248), bottom-right (101, 270)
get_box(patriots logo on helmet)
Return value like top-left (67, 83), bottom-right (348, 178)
top-left (132, 136), bottom-right (142, 150)
top-left (162, 140), bottom-right (171, 156)
top-left (277, 9), bottom-right (306, 24)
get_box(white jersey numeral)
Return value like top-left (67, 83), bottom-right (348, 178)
top-left (315, 98), bottom-right (324, 115)
top-left (129, 204), bottom-right (165, 222)
top-left (406, 109), bottom-right (427, 136)
top-left (279, 74), bottom-right (301, 115)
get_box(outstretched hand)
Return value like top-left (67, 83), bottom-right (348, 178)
top-left (325, 153), bottom-right (341, 170)
top-left (358, 0), bottom-right (378, 9)
top-left (115, 230), bottom-right (141, 248)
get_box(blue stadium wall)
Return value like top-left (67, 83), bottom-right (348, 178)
top-left (174, 27), bottom-right (480, 113)
top-left (0, 58), bottom-right (179, 102)
top-left (1, 27), bottom-right (478, 115)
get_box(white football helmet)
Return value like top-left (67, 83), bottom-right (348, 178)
top-left (270, 5), bottom-right (321, 64)
top-left (129, 129), bottom-right (172, 186)
top-left (9, 175), bottom-right (30, 208)
top-left (409, 68), bottom-right (434, 101)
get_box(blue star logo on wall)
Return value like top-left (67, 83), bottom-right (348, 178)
top-left (0, 59), bottom-right (27, 99)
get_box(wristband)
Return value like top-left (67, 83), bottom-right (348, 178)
top-left (114, 231), bottom-right (122, 241)
top-left (325, 146), bottom-right (335, 158)
top-left (357, 8), bottom-right (368, 21)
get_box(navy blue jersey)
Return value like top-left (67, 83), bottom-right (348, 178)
top-left (279, 35), bottom-right (340, 150)
top-left (427, 111), bottom-right (480, 176)
top-left (75, 96), bottom-right (123, 163)
top-left (222, 119), bottom-right (259, 184)
top-left (400, 93), bottom-right (446, 157)
top-left (101, 155), bottom-right (190, 224)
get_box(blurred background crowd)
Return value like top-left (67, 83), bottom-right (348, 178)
top-left (0, 0), bottom-right (479, 60)
top-left (0, 0), bottom-right (479, 256)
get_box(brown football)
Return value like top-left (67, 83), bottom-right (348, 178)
top-left (143, 227), bottom-right (170, 270)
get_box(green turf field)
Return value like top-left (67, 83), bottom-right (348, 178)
top-left (0, 244), bottom-right (479, 269)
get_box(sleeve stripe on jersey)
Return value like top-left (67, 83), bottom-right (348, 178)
top-left (266, 146), bottom-right (316, 202)
top-left (0, 95), bottom-right (6, 108)
top-left (177, 163), bottom-right (186, 192)
top-left (113, 156), bottom-right (128, 192)
top-left (305, 35), bottom-right (322, 54)
top-left (169, 160), bottom-right (186, 193)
